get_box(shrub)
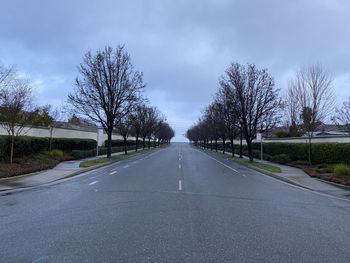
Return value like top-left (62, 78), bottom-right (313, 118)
top-left (271, 154), bottom-right (291, 164)
top-left (104, 139), bottom-right (137, 147)
top-left (71, 145), bottom-right (135, 159)
top-left (250, 142), bottom-right (350, 164)
top-left (334, 164), bottom-right (350, 176)
top-left (45, 149), bottom-right (65, 158)
top-left (0, 135), bottom-right (97, 161)
top-left (71, 149), bottom-right (96, 159)
top-left (275, 131), bottom-right (289, 138)
top-left (51, 138), bottom-right (96, 152)
top-left (263, 154), bottom-right (273, 161)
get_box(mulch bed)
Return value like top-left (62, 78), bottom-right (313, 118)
top-left (0, 154), bottom-right (74, 179)
top-left (302, 166), bottom-right (350, 187)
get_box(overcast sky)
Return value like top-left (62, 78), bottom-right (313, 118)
top-left (1, 0), bottom-right (349, 141)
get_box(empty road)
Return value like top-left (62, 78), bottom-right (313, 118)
top-left (1, 143), bottom-right (350, 262)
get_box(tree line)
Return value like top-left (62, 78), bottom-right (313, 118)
top-left (0, 45), bottom-right (175, 163)
top-left (186, 62), bottom-right (348, 164)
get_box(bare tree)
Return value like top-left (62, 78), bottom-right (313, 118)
top-left (68, 45), bottom-right (144, 158)
top-left (0, 64), bottom-right (14, 89)
top-left (204, 105), bottom-right (220, 151)
top-left (289, 65), bottom-right (334, 164)
top-left (216, 85), bottom-right (240, 157)
top-left (205, 101), bottom-right (226, 154)
top-left (0, 77), bottom-right (34, 163)
top-left (129, 104), bottom-right (147, 152)
top-left (115, 115), bottom-right (132, 155)
top-left (140, 106), bottom-right (158, 149)
top-left (157, 121), bottom-right (175, 144)
top-left (286, 81), bottom-right (302, 137)
top-left (333, 98), bottom-right (350, 134)
top-left (221, 63), bottom-right (283, 161)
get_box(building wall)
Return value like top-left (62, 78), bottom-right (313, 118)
top-left (0, 125), bottom-right (126, 146)
top-left (228, 136), bottom-right (350, 145)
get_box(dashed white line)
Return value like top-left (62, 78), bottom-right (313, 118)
top-left (179, 164), bottom-right (181, 169)
top-left (123, 165), bottom-right (130, 169)
top-left (110, 171), bottom-right (117, 175)
top-left (196, 149), bottom-right (243, 175)
top-left (178, 180), bottom-right (182, 191)
top-left (89, 180), bottom-right (98, 185)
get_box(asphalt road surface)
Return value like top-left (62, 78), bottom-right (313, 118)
top-left (1, 143), bottom-right (350, 263)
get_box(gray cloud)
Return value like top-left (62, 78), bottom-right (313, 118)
top-left (1, 0), bottom-right (349, 141)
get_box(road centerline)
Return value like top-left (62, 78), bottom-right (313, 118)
top-left (178, 180), bottom-right (182, 191)
top-left (196, 149), bottom-right (243, 176)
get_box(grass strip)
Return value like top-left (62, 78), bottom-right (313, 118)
top-left (231, 157), bottom-right (281, 173)
top-left (214, 151), bottom-right (281, 173)
top-left (80, 150), bottom-right (142, 168)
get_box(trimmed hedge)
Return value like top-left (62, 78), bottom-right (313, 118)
top-left (0, 135), bottom-right (97, 161)
top-left (104, 139), bottom-right (136, 147)
top-left (104, 139), bottom-right (154, 148)
top-left (250, 142), bottom-right (350, 164)
top-left (201, 141), bottom-right (350, 164)
top-left (71, 145), bottom-right (136, 159)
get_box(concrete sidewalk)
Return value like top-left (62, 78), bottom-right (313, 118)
top-left (0, 148), bottom-right (149, 193)
top-left (220, 150), bottom-right (350, 199)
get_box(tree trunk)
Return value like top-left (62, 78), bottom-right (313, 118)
top-left (124, 136), bottom-right (128, 155)
top-left (49, 127), bottom-right (53, 152)
top-left (210, 139), bottom-right (213, 151)
top-left (239, 130), bottom-right (243, 158)
top-left (148, 138), bottom-right (151, 149)
top-left (142, 137), bottom-right (146, 149)
top-left (308, 136), bottom-right (312, 166)
top-left (135, 135), bottom-right (139, 152)
top-left (10, 134), bottom-right (15, 164)
top-left (247, 141), bottom-right (254, 162)
top-left (222, 138), bottom-right (226, 155)
top-left (230, 138), bottom-right (234, 157)
top-left (107, 130), bottom-right (112, 158)
top-left (215, 139), bottom-right (218, 152)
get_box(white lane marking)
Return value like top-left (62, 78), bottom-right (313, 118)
top-left (195, 148), bottom-right (350, 203)
top-left (123, 165), bottom-right (130, 169)
top-left (200, 151), bottom-right (241, 174)
top-left (178, 180), bottom-right (182, 191)
top-left (132, 161), bottom-right (137, 164)
top-left (32, 257), bottom-right (47, 263)
top-left (110, 171), bottom-right (117, 175)
top-left (89, 180), bottom-right (98, 185)
top-left (179, 164), bottom-right (181, 169)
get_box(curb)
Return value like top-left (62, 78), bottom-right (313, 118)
top-left (315, 178), bottom-right (350, 191)
top-left (0, 147), bottom-right (161, 195)
top-left (195, 146), bottom-right (313, 190)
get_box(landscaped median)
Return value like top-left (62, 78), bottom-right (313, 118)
top-left (231, 156), bottom-right (281, 173)
top-left (216, 152), bottom-right (282, 174)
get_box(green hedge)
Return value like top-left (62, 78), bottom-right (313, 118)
top-left (104, 139), bottom-right (135, 147)
top-left (71, 145), bottom-right (136, 159)
top-left (202, 141), bottom-right (350, 164)
top-left (0, 136), bottom-right (97, 161)
top-left (104, 139), bottom-right (154, 148)
top-left (251, 142), bottom-right (350, 164)
top-left (51, 138), bottom-right (96, 152)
